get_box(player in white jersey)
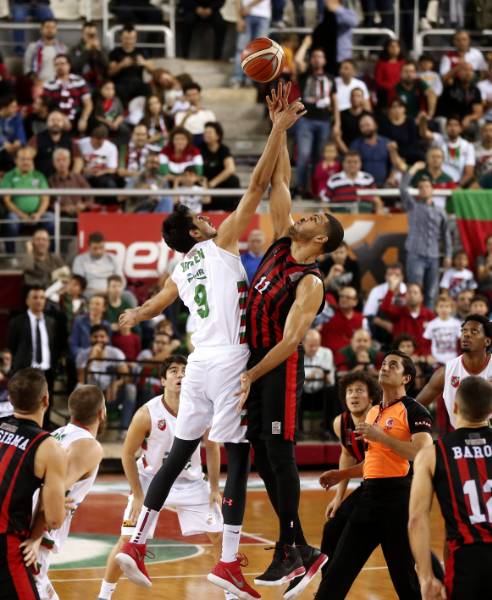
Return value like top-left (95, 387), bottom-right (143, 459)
top-left (98, 355), bottom-right (225, 600)
top-left (24, 385), bottom-right (105, 600)
top-left (115, 83), bottom-right (306, 599)
top-left (417, 314), bottom-right (492, 427)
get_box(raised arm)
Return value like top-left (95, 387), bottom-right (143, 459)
top-left (237, 274), bottom-right (324, 408)
top-left (119, 275), bottom-right (179, 329)
top-left (416, 366), bottom-right (445, 407)
top-left (216, 83), bottom-right (305, 253)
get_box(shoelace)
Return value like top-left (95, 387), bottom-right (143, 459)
top-left (263, 545), bottom-right (288, 560)
top-left (235, 552), bottom-right (249, 568)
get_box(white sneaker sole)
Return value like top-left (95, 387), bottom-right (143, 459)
top-left (115, 552), bottom-right (152, 588)
top-left (207, 573), bottom-right (259, 600)
top-left (254, 566), bottom-right (305, 586)
top-left (283, 554), bottom-right (328, 599)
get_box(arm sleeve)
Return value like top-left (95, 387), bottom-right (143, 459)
top-left (407, 400), bottom-right (433, 434)
top-left (400, 171), bottom-right (415, 211)
top-left (335, 6), bottom-right (358, 27)
top-left (439, 54), bottom-right (451, 76)
top-left (15, 114), bottom-right (26, 145)
top-left (379, 289), bottom-right (402, 321)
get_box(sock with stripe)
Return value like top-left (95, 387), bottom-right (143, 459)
top-left (130, 506), bottom-right (159, 544)
top-left (221, 524), bottom-right (242, 563)
top-left (98, 580), bottom-right (117, 599)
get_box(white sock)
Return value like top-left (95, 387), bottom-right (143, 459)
top-left (221, 524), bottom-right (242, 563)
top-left (130, 506), bottom-right (159, 544)
top-left (98, 580), bottom-right (117, 599)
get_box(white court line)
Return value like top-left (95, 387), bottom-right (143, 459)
top-left (51, 566), bottom-right (388, 583)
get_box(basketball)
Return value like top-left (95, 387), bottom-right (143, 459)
top-left (240, 37), bottom-right (285, 83)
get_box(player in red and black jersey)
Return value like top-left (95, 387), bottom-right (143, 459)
top-left (409, 375), bottom-right (492, 600)
top-left (237, 90), bottom-right (344, 590)
top-left (0, 369), bottom-right (66, 600)
top-left (317, 372), bottom-right (381, 579)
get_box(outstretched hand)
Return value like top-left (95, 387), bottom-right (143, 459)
top-left (266, 80), bottom-right (291, 121)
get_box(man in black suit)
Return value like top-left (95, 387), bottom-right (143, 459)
top-left (7, 285), bottom-right (59, 427)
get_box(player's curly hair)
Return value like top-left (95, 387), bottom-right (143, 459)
top-left (338, 371), bottom-right (382, 407)
top-left (162, 204), bottom-right (197, 253)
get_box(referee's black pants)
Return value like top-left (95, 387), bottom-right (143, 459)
top-left (315, 479), bottom-right (421, 600)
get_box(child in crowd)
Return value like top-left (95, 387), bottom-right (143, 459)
top-left (93, 80), bottom-right (130, 145)
top-left (174, 166), bottom-right (210, 212)
top-left (469, 294), bottom-right (491, 318)
top-left (374, 39), bottom-right (406, 107)
top-left (312, 143), bottom-right (341, 198)
top-left (440, 250), bottom-right (478, 298)
top-left (417, 54), bottom-right (443, 97)
top-left (59, 274), bottom-right (87, 329)
top-left (423, 295), bottom-right (461, 365)
top-left (112, 324), bottom-right (142, 361)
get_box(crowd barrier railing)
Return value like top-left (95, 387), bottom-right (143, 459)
top-left (0, 186), bottom-right (454, 258)
top-left (414, 29), bottom-right (492, 58)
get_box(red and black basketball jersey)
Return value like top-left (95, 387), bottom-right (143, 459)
top-left (340, 411), bottom-right (366, 462)
top-left (433, 426), bottom-right (492, 548)
top-left (0, 416), bottom-right (49, 537)
top-left (246, 237), bottom-right (324, 349)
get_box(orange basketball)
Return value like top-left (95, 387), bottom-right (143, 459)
top-left (240, 37), bottom-right (285, 83)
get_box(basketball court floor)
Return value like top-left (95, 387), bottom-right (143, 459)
top-left (49, 475), bottom-right (445, 600)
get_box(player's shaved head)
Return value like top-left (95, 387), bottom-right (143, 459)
top-left (69, 385), bottom-right (105, 425)
top-left (455, 376), bottom-right (492, 422)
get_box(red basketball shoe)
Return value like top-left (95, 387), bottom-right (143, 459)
top-left (115, 541), bottom-right (152, 588)
top-left (207, 554), bottom-right (261, 599)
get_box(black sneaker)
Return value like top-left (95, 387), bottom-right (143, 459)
top-left (283, 545), bottom-right (328, 599)
top-left (254, 543), bottom-right (306, 586)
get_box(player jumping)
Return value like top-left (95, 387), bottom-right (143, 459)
top-left (236, 91), bottom-right (344, 596)
top-left (98, 355), bottom-right (224, 600)
top-left (115, 82), bottom-right (305, 599)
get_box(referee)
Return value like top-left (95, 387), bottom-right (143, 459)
top-left (0, 368), bottom-right (66, 599)
top-left (316, 351), bottom-right (433, 599)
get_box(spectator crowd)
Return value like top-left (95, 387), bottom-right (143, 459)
top-left (1, 6), bottom-right (492, 439)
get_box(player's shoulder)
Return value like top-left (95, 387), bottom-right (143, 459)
top-left (402, 396), bottom-right (433, 422)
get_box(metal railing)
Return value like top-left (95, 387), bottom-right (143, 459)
top-left (0, 185), bottom-right (461, 259)
top-left (414, 29), bottom-right (492, 58)
top-left (106, 24), bottom-right (176, 58)
top-left (268, 27), bottom-right (397, 53)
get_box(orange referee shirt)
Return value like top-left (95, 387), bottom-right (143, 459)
top-left (363, 396), bottom-right (432, 479)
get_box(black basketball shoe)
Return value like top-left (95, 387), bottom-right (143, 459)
top-left (254, 543), bottom-right (306, 586)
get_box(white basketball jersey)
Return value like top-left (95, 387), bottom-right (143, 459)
top-left (443, 355), bottom-right (492, 427)
top-left (44, 423), bottom-right (99, 552)
top-left (171, 239), bottom-right (249, 349)
top-left (137, 395), bottom-right (203, 484)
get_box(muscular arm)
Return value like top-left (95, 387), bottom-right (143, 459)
top-left (270, 130), bottom-right (294, 240)
top-left (65, 438), bottom-right (103, 490)
top-left (367, 430), bottom-right (433, 461)
top-left (119, 276), bottom-right (179, 328)
top-left (121, 407), bottom-right (151, 500)
top-left (35, 437), bottom-right (68, 529)
top-left (416, 366), bottom-right (444, 407)
top-left (216, 97), bottom-right (304, 253)
top-left (408, 445), bottom-right (438, 586)
top-left (247, 275), bottom-right (324, 384)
